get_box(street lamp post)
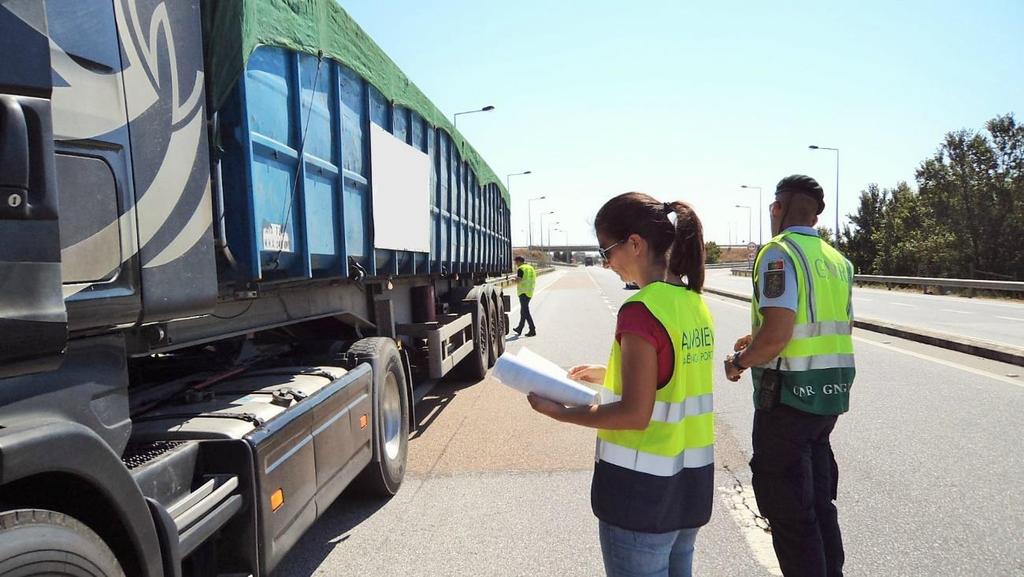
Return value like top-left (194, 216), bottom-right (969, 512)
top-left (526, 193), bottom-right (543, 248)
top-left (735, 205), bottom-right (752, 245)
top-left (539, 212), bottom-right (554, 249)
top-left (452, 105), bottom-right (495, 127)
top-left (507, 170), bottom-right (533, 245)
top-left (740, 185), bottom-right (763, 245)
top-left (809, 145), bottom-right (840, 238)
top-left (547, 221), bottom-right (559, 247)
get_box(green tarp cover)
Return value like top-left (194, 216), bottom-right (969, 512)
top-left (203, 0), bottom-right (509, 204)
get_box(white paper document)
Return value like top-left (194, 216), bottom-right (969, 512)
top-left (492, 347), bottom-right (599, 406)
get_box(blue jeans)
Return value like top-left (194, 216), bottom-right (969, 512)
top-left (599, 521), bottom-right (700, 577)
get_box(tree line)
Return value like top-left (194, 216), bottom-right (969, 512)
top-left (836, 114), bottom-right (1023, 280)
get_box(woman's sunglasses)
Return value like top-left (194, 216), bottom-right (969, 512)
top-left (599, 238), bottom-right (628, 261)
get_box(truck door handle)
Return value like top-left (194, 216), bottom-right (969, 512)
top-left (0, 95), bottom-right (30, 218)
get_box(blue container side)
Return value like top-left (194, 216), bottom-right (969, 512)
top-left (338, 64), bottom-right (370, 271)
top-left (437, 132), bottom-right (450, 273)
top-left (221, 45), bottom-right (509, 285)
top-left (246, 48), bottom-right (305, 280)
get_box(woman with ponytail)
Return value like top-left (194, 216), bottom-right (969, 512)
top-left (528, 192), bottom-right (715, 577)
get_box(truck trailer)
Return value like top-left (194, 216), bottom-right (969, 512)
top-left (0, 1), bottom-right (512, 575)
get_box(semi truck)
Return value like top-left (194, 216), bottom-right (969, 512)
top-left (0, 1), bottom-right (512, 575)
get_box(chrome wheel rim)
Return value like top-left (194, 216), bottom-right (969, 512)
top-left (382, 370), bottom-right (402, 461)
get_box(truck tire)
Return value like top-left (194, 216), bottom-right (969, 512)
top-left (456, 298), bottom-right (489, 381)
top-left (492, 287), bottom-right (507, 358)
top-left (0, 509), bottom-right (125, 576)
top-left (349, 337), bottom-right (409, 497)
top-left (487, 290), bottom-right (503, 365)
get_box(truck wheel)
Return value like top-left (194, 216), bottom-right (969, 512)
top-left (350, 337), bottom-right (409, 497)
top-left (492, 288), bottom-right (507, 358)
top-left (456, 298), bottom-right (489, 381)
top-left (0, 509), bottom-right (124, 576)
top-left (487, 292), bottom-right (502, 365)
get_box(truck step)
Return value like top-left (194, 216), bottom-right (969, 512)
top-left (169, 474), bottom-right (243, 557)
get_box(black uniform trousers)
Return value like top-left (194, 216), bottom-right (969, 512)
top-left (751, 404), bottom-right (844, 577)
top-left (515, 294), bottom-right (535, 333)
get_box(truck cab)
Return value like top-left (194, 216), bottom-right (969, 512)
top-left (0, 2), bottom-right (511, 576)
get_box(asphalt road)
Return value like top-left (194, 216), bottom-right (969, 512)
top-left (274, 267), bottom-right (1023, 577)
top-left (705, 269), bottom-right (1024, 349)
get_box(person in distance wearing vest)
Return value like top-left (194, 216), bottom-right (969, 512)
top-left (528, 192), bottom-right (715, 577)
top-left (725, 175), bottom-right (855, 577)
top-left (513, 256), bottom-right (537, 337)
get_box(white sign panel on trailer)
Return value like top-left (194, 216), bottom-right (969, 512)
top-left (369, 123), bottom-right (431, 253)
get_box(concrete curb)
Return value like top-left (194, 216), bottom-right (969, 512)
top-left (704, 286), bottom-right (1024, 367)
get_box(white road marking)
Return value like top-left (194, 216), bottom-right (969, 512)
top-left (890, 303), bottom-right (914, 308)
top-left (704, 295), bottom-right (1024, 389)
top-left (941, 309), bottom-right (969, 315)
top-left (996, 316), bottom-right (1024, 322)
top-left (719, 483), bottom-right (782, 576)
top-left (853, 339), bottom-right (1024, 389)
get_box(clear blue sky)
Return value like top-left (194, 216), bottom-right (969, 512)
top-left (341, 0), bottom-right (1023, 248)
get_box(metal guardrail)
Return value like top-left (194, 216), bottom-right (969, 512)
top-left (729, 268), bottom-right (1024, 293)
top-left (855, 275), bottom-right (1024, 293)
top-left (706, 261), bottom-right (750, 270)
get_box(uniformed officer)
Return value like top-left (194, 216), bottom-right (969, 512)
top-left (724, 175), bottom-right (854, 577)
top-left (513, 255), bottom-right (537, 337)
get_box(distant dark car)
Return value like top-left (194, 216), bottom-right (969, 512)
top-left (625, 281), bottom-right (639, 290)
top-left (584, 256), bottom-right (595, 266)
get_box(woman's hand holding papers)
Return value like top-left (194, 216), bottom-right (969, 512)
top-left (567, 364), bottom-right (606, 385)
top-left (527, 393), bottom-right (566, 418)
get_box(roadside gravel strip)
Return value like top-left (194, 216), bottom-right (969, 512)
top-left (703, 286), bottom-right (1024, 367)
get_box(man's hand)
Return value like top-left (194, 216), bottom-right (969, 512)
top-left (724, 354), bottom-right (745, 382)
top-left (527, 393), bottom-right (566, 419)
top-left (567, 364), bottom-right (606, 385)
top-left (734, 334), bottom-right (752, 352)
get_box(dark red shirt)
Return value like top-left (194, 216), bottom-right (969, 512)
top-left (615, 302), bottom-right (673, 388)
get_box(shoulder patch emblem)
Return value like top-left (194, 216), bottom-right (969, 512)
top-left (763, 270), bottom-right (786, 298)
top-left (767, 259), bottom-right (785, 271)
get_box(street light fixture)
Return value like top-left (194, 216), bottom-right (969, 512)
top-left (526, 192), bottom-right (544, 248)
top-left (740, 185), bottom-right (763, 245)
top-left (735, 205), bottom-right (752, 245)
top-left (453, 105), bottom-right (495, 127)
top-left (808, 145), bottom-right (840, 239)
top-left (506, 170), bottom-right (532, 191)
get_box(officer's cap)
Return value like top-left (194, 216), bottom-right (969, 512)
top-left (775, 174), bottom-right (825, 215)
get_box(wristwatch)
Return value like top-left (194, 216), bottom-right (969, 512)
top-left (731, 352), bottom-right (747, 370)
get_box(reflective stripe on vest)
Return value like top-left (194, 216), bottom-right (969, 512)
top-left (597, 282), bottom-right (715, 477)
top-left (775, 353), bottom-right (855, 371)
top-left (596, 438), bottom-right (715, 477)
top-left (752, 231), bottom-right (855, 415)
top-left (518, 264), bottom-right (536, 297)
top-left (601, 392), bottom-right (714, 424)
top-left (791, 320), bottom-right (852, 339)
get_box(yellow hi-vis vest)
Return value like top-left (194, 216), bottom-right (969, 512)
top-left (517, 263), bottom-right (536, 297)
top-left (597, 282), bottom-right (715, 477)
top-left (751, 231), bottom-right (856, 415)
